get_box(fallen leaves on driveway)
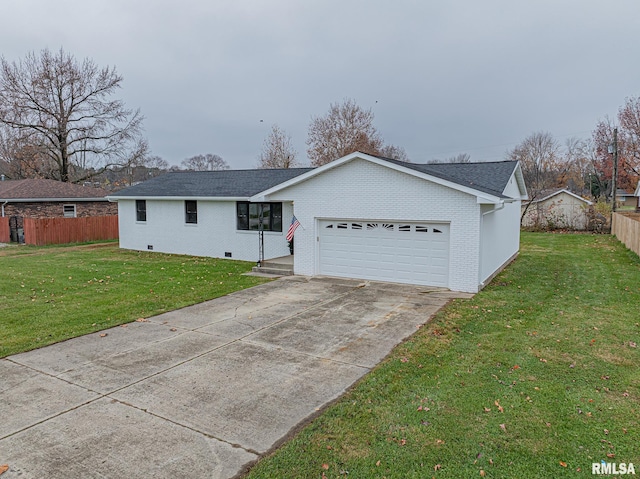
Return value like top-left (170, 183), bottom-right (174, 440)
top-left (0, 465), bottom-right (8, 475)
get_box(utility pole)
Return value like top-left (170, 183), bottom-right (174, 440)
top-left (611, 128), bottom-right (619, 213)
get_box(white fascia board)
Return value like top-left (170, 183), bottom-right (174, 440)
top-left (0, 197), bottom-right (109, 202)
top-left (106, 196), bottom-right (249, 202)
top-left (634, 181), bottom-right (640, 196)
top-left (510, 163), bottom-right (529, 200)
top-left (251, 151), bottom-right (504, 203)
top-left (529, 189), bottom-right (592, 205)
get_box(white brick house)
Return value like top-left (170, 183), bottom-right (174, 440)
top-left (110, 152), bottom-right (527, 293)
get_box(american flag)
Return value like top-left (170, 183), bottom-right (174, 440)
top-left (286, 215), bottom-right (301, 241)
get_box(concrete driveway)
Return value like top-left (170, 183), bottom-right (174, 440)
top-left (0, 276), bottom-right (470, 478)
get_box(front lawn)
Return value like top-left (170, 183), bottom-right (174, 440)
top-left (245, 233), bottom-right (640, 478)
top-left (0, 243), bottom-right (268, 358)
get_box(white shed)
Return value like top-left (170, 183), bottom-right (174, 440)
top-left (521, 189), bottom-right (592, 230)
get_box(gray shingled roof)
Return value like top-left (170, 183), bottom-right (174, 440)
top-left (109, 168), bottom-right (314, 198)
top-left (109, 157), bottom-right (519, 199)
top-left (376, 157), bottom-right (519, 198)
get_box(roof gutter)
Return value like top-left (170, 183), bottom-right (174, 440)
top-left (107, 196), bottom-right (250, 202)
top-left (482, 201), bottom-right (505, 216)
top-left (0, 197), bottom-right (109, 203)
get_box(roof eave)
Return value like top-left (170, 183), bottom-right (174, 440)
top-left (0, 197), bottom-right (109, 202)
top-left (107, 195), bottom-right (250, 202)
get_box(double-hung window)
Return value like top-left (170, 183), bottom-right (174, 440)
top-left (136, 200), bottom-right (146, 222)
top-left (185, 200), bottom-right (198, 224)
top-left (236, 202), bottom-right (282, 232)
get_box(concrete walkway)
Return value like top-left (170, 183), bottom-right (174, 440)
top-left (0, 276), bottom-right (471, 479)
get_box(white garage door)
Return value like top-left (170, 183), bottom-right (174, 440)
top-left (318, 220), bottom-right (450, 287)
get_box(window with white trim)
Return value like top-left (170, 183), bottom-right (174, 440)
top-left (63, 204), bottom-right (76, 218)
top-left (136, 200), bottom-right (146, 222)
top-left (185, 200), bottom-right (198, 224)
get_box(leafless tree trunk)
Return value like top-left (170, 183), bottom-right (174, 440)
top-left (0, 48), bottom-right (144, 182)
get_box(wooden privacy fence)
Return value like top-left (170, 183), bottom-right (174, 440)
top-left (23, 215), bottom-right (119, 246)
top-left (0, 216), bottom-right (9, 243)
top-left (612, 212), bottom-right (640, 257)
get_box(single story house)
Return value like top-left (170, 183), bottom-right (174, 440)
top-left (109, 152), bottom-right (527, 293)
top-left (521, 188), bottom-right (593, 230)
top-left (0, 178), bottom-right (116, 242)
top-left (616, 188), bottom-right (637, 208)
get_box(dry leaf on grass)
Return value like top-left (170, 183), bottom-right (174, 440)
top-left (321, 463), bottom-right (329, 470)
top-left (499, 424), bottom-right (506, 432)
top-left (559, 461), bottom-right (567, 467)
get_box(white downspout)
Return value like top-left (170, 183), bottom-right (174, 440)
top-left (482, 201), bottom-right (505, 216)
top-left (1, 201), bottom-right (7, 217)
top-left (478, 201), bottom-right (507, 289)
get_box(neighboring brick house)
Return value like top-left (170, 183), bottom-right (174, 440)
top-left (110, 152), bottom-right (527, 293)
top-left (0, 178), bottom-right (116, 242)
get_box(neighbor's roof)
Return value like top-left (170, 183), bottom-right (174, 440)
top-left (0, 178), bottom-right (110, 201)
top-left (108, 168), bottom-right (314, 199)
top-left (526, 188), bottom-right (593, 205)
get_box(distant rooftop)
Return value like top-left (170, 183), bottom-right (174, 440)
top-left (0, 178), bottom-right (110, 200)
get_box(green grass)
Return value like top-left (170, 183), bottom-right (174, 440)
top-left (245, 233), bottom-right (640, 478)
top-left (0, 242), bottom-right (269, 358)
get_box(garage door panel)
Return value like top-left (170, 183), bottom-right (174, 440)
top-left (319, 220), bottom-right (450, 287)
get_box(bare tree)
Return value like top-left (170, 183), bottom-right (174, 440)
top-left (258, 124), bottom-right (298, 168)
top-left (181, 153), bottom-right (229, 171)
top-left (379, 144), bottom-right (410, 162)
top-left (0, 48), bottom-right (145, 182)
top-left (428, 153), bottom-right (471, 164)
top-left (146, 155), bottom-right (170, 173)
top-left (507, 132), bottom-right (563, 196)
top-left (307, 98), bottom-right (383, 166)
top-left (446, 153), bottom-right (471, 163)
top-left (562, 137), bottom-right (593, 196)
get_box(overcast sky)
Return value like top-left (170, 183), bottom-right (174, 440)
top-left (2, 0), bottom-right (639, 168)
